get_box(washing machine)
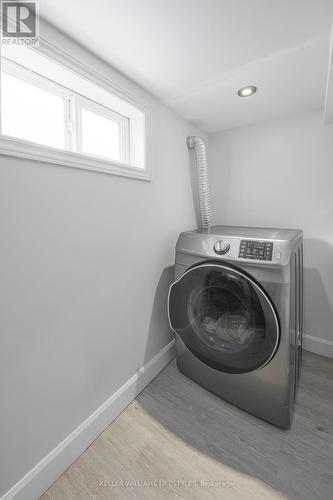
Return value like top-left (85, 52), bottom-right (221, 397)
top-left (168, 225), bottom-right (303, 429)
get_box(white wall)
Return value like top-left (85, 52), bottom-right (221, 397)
top-left (209, 110), bottom-right (333, 356)
top-left (0, 24), bottom-right (199, 499)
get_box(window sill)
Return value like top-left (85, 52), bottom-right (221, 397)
top-left (0, 136), bottom-right (152, 181)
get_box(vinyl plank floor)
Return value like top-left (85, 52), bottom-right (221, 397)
top-left (41, 351), bottom-right (333, 500)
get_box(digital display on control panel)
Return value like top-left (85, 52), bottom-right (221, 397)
top-left (239, 240), bottom-right (273, 261)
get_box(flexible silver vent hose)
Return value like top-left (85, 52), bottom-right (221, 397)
top-left (187, 136), bottom-right (213, 230)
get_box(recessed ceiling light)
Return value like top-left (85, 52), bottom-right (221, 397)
top-left (237, 85), bottom-right (257, 97)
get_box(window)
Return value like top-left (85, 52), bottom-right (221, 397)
top-left (77, 97), bottom-right (129, 163)
top-left (81, 108), bottom-right (121, 161)
top-left (2, 71), bottom-right (66, 149)
top-left (0, 44), bottom-right (147, 180)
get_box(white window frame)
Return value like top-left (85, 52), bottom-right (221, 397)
top-left (1, 58), bottom-right (71, 150)
top-left (0, 43), bottom-right (150, 181)
top-left (74, 94), bottom-right (130, 164)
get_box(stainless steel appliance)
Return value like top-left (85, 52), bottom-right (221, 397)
top-left (168, 225), bottom-right (303, 428)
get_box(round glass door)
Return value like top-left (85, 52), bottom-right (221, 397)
top-left (168, 262), bottom-right (280, 374)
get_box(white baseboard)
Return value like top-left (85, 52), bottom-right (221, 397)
top-left (303, 334), bottom-right (333, 359)
top-left (1, 340), bottom-right (175, 500)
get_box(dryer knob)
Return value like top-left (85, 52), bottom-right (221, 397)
top-left (214, 240), bottom-right (230, 255)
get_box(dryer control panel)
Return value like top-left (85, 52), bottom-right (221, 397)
top-left (239, 240), bottom-right (273, 261)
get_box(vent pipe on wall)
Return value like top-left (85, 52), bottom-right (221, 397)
top-left (187, 136), bottom-right (214, 231)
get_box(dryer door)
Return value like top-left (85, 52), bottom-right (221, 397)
top-left (168, 262), bottom-right (280, 374)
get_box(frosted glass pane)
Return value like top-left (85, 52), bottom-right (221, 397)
top-left (81, 108), bottom-right (120, 161)
top-left (1, 72), bottom-right (65, 149)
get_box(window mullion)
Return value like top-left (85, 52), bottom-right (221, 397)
top-left (64, 93), bottom-right (76, 152)
top-left (63, 95), bottom-right (71, 151)
top-left (73, 95), bottom-right (82, 154)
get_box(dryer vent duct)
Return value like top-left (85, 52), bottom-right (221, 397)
top-left (187, 136), bottom-right (213, 231)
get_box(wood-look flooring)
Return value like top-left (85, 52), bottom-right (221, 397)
top-left (41, 351), bottom-right (333, 499)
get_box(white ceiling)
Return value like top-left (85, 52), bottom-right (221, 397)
top-left (41, 0), bottom-right (333, 132)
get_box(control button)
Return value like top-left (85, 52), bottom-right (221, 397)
top-left (276, 252), bottom-right (281, 259)
top-left (238, 239), bottom-right (273, 261)
top-left (214, 240), bottom-right (230, 255)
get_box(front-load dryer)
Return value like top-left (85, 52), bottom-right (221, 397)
top-left (168, 226), bottom-right (303, 429)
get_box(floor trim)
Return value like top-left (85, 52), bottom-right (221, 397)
top-left (303, 333), bottom-right (333, 359)
top-left (0, 340), bottom-right (175, 500)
